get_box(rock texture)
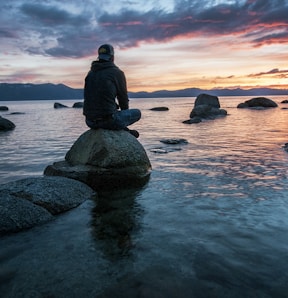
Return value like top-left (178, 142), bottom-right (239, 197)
top-left (0, 116), bottom-right (15, 131)
top-left (237, 97), bottom-right (278, 109)
top-left (0, 176), bottom-right (95, 235)
top-left (184, 93), bottom-right (227, 124)
top-left (44, 129), bottom-right (152, 190)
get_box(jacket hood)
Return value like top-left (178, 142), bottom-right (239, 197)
top-left (90, 60), bottom-right (116, 72)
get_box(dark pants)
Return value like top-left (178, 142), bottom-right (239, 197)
top-left (86, 109), bottom-right (141, 130)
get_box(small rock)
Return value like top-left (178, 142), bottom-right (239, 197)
top-left (160, 138), bottom-right (188, 144)
top-left (54, 102), bottom-right (69, 109)
top-left (150, 107), bottom-right (169, 111)
top-left (183, 117), bottom-right (202, 124)
top-left (73, 102), bottom-right (84, 108)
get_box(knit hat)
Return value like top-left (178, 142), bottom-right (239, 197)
top-left (98, 44), bottom-right (114, 61)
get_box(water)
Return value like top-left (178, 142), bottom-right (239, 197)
top-left (0, 96), bottom-right (288, 297)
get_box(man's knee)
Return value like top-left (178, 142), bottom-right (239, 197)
top-left (133, 109), bottom-right (141, 120)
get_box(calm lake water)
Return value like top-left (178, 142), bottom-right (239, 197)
top-left (0, 96), bottom-right (288, 297)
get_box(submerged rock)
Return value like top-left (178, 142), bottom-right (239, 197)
top-left (0, 176), bottom-right (94, 235)
top-left (0, 116), bottom-right (15, 131)
top-left (160, 138), bottom-right (188, 145)
top-left (44, 129), bottom-right (152, 190)
top-left (237, 97), bottom-right (278, 109)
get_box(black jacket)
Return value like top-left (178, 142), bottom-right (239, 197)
top-left (83, 61), bottom-right (129, 120)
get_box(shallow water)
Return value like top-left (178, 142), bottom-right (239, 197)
top-left (0, 96), bottom-right (288, 297)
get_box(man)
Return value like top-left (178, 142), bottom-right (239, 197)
top-left (83, 44), bottom-right (141, 138)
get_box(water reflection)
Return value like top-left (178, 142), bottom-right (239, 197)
top-left (90, 187), bottom-right (145, 260)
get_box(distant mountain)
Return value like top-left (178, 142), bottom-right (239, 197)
top-left (0, 83), bottom-right (287, 101)
top-left (129, 87), bottom-right (288, 98)
top-left (0, 83), bottom-right (83, 101)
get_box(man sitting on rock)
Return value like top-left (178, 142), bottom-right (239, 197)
top-left (83, 44), bottom-right (141, 138)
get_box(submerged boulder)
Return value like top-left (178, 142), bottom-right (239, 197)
top-left (0, 116), bottom-right (15, 131)
top-left (44, 129), bottom-right (152, 190)
top-left (184, 93), bottom-right (227, 124)
top-left (0, 176), bottom-right (94, 235)
top-left (237, 97), bottom-right (278, 109)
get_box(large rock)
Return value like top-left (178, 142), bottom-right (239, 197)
top-left (44, 129), bottom-right (152, 190)
top-left (0, 116), bottom-right (15, 131)
top-left (0, 176), bottom-right (95, 235)
top-left (184, 93), bottom-right (227, 124)
top-left (194, 93), bottom-right (220, 108)
top-left (237, 97), bottom-right (278, 108)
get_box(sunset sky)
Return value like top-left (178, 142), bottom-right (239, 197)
top-left (0, 0), bottom-right (287, 92)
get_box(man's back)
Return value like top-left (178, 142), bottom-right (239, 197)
top-left (83, 61), bottom-right (128, 119)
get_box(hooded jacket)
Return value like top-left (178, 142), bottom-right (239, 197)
top-left (83, 61), bottom-right (129, 120)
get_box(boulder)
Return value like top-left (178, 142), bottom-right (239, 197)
top-left (194, 93), bottom-right (220, 108)
top-left (281, 100), bottom-right (288, 104)
top-left (237, 97), bottom-right (278, 108)
top-left (190, 104), bottom-right (227, 119)
top-left (185, 93), bottom-right (227, 124)
top-left (0, 106), bottom-right (9, 111)
top-left (0, 116), bottom-right (15, 131)
top-left (44, 129), bottom-right (152, 190)
top-left (0, 176), bottom-right (95, 235)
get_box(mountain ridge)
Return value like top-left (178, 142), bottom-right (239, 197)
top-left (0, 83), bottom-right (287, 101)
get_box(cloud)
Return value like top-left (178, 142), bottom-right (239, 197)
top-left (248, 68), bottom-right (288, 77)
top-left (20, 3), bottom-right (88, 26)
top-left (0, 0), bottom-right (287, 58)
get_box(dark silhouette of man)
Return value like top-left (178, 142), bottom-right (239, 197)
top-left (83, 44), bottom-right (141, 138)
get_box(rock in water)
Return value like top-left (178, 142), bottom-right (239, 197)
top-left (194, 93), bottom-right (220, 108)
top-left (0, 116), bottom-right (15, 130)
top-left (186, 93), bottom-right (227, 123)
top-left (237, 97), bottom-right (278, 108)
top-left (0, 176), bottom-right (94, 235)
top-left (44, 129), bottom-right (152, 190)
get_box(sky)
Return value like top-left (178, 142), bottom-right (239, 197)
top-left (0, 0), bottom-right (287, 92)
